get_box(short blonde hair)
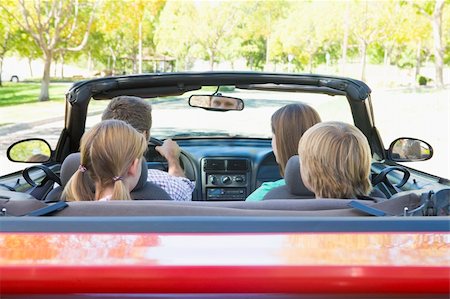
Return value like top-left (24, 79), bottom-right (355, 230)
top-left (271, 103), bottom-right (321, 176)
top-left (298, 121), bottom-right (372, 199)
top-left (62, 119), bottom-right (147, 201)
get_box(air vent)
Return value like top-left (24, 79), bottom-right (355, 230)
top-left (203, 159), bottom-right (225, 171)
top-left (227, 159), bottom-right (249, 171)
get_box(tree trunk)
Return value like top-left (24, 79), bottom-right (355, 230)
top-left (60, 53), bottom-right (65, 78)
top-left (54, 56), bottom-right (58, 77)
top-left (383, 43), bottom-right (390, 67)
top-left (432, 0), bottom-right (444, 88)
top-left (138, 21), bottom-right (143, 74)
top-left (341, 0), bottom-right (350, 74)
top-left (109, 47), bottom-right (116, 75)
top-left (360, 41), bottom-right (367, 82)
top-left (308, 55), bottom-right (313, 73)
top-left (28, 58), bottom-right (33, 77)
top-left (264, 12), bottom-right (271, 71)
top-left (39, 52), bottom-right (52, 101)
top-left (0, 57), bottom-right (3, 86)
top-left (209, 49), bottom-right (215, 71)
top-left (210, 56), bottom-right (214, 71)
top-left (415, 41), bottom-right (421, 84)
top-left (87, 51), bottom-right (92, 73)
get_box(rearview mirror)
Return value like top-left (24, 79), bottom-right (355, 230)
top-left (387, 138), bottom-right (433, 162)
top-left (189, 95), bottom-right (244, 111)
top-left (7, 139), bottom-right (52, 163)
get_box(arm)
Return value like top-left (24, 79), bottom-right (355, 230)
top-left (155, 139), bottom-right (186, 177)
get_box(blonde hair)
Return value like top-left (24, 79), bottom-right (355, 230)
top-left (272, 103), bottom-right (321, 176)
top-left (62, 119), bottom-right (147, 201)
top-left (298, 121), bottom-right (372, 199)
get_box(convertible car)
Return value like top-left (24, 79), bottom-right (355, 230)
top-left (0, 72), bottom-right (449, 298)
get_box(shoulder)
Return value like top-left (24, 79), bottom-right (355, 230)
top-left (147, 169), bottom-right (195, 201)
top-left (246, 179), bottom-right (285, 201)
top-left (148, 169), bottom-right (194, 185)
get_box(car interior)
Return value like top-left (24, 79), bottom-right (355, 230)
top-left (0, 72), bottom-right (449, 219)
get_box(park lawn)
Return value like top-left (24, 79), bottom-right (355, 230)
top-left (0, 82), bottom-right (70, 107)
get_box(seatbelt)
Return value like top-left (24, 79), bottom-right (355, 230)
top-left (349, 201), bottom-right (386, 216)
top-left (24, 201), bottom-right (68, 216)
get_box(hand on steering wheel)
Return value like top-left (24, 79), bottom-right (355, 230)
top-left (147, 137), bottom-right (185, 175)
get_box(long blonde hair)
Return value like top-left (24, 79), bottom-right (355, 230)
top-left (271, 103), bottom-right (321, 176)
top-left (62, 119), bottom-right (147, 201)
top-left (298, 121), bottom-right (372, 199)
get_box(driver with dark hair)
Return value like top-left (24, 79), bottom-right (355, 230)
top-left (102, 96), bottom-right (195, 201)
top-left (210, 96), bottom-right (242, 110)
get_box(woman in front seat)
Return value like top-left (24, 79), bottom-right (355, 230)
top-left (62, 119), bottom-right (147, 201)
top-left (298, 121), bottom-right (372, 199)
top-left (246, 103), bottom-right (321, 201)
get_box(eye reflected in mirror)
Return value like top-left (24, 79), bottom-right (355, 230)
top-left (189, 95), bottom-right (244, 111)
top-left (7, 139), bottom-right (51, 163)
top-left (388, 138), bottom-right (433, 162)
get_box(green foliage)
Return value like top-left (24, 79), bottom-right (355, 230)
top-left (368, 44), bottom-right (386, 64)
top-left (418, 75), bottom-right (429, 85)
top-left (0, 0), bottom-right (448, 87)
top-left (240, 38), bottom-right (266, 71)
top-left (395, 47), bottom-right (416, 69)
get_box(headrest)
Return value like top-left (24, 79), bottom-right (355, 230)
top-left (284, 155), bottom-right (315, 197)
top-left (60, 153), bottom-right (148, 191)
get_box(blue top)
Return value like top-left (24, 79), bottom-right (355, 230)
top-left (246, 179), bottom-right (286, 201)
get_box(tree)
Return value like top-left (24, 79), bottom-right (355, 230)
top-left (156, 0), bottom-right (245, 70)
top-left (272, 1), bottom-right (341, 73)
top-left (155, 1), bottom-right (197, 71)
top-left (14, 32), bottom-right (42, 78)
top-left (191, 1), bottom-right (244, 70)
top-left (1, 0), bottom-right (98, 101)
top-left (0, 6), bottom-right (17, 86)
top-left (348, 0), bottom-right (386, 81)
top-left (412, 0), bottom-right (447, 87)
top-left (97, 0), bottom-right (165, 74)
top-left (390, 2), bottom-right (430, 82)
top-left (238, 1), bottom-right (290, 71)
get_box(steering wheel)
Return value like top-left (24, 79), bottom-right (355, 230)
top-left (147, 137), bottom-right (169, 164)
top-left (145, 137), bottom-right (167, 170)
top-left (371, 166), bottom-right (410, 190)
top-left (22, 165), bottom-right (61, 187)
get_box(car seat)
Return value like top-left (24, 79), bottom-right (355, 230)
top-left (45, 153), bottom-right (171, 202)
top-left (263, 155), bottom-right (386, 200)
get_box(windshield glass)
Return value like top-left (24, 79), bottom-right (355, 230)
top-left (86, 89), bottom-right (353, 139)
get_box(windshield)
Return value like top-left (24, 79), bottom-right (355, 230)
top-left (86, 88), bottom-right (353, 140)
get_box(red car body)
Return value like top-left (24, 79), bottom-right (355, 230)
top-left (1, 231), bottom-right (449, 297)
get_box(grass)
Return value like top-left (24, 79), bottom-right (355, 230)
top-left (0, 82), bottom-right (71, 107)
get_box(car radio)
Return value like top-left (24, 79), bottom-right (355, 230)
top-left (201, 158), bottom-right (250, 201)
top-left (206, 187), bottom-right (246, 200)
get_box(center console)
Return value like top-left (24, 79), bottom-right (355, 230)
top-left (200, 158), bottom-right (250, 201)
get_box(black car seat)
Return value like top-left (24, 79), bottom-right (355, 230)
top-left (263, 155), bottom-right (315, 200)
top-left (263, 155), bottom-right (386, 200)
top-left (45, 153), bottom-right (171, 202)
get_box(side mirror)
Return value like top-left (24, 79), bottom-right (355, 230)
top-left (189, 95), bottom-right (244, 111)
top-left (7, 139), bottom-right (52, 163)
top-left (387, 138), bottom-right (433, 162)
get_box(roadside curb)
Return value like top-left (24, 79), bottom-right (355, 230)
top-left (0, 109), bottom-right (104, 136)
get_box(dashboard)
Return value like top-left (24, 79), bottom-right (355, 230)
top-left (147, 138), bottom-right (281, 201)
